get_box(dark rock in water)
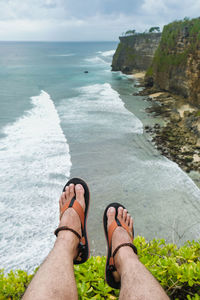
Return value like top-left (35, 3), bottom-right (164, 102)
top-left (154, 123), bottom-right (161, 129)
top-left (84, 71), bottom-right (89, 73)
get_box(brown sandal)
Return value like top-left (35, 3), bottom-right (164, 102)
top-left (103, 202), bottom-right (137, 289)
top-left (54, 178), bottom-right (90, 264)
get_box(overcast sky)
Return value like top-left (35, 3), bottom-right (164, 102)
top-left (0, 0), bottom-right (200, 41)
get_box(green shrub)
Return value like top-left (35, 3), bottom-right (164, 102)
top-left (146, 66), bottom-right (153, 77)
top-left (0, 236), bottom-right (199, 299)
top-left (149, 17), bottom-right (200, 76)
top-left (0, 269), bottom-right (34, 299)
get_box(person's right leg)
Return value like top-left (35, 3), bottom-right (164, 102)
top-left (107, 207), bottom-right (169, 300)
top-left (23, 183), bottom-right (86, 300)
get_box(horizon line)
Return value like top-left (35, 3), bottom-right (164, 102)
top-left (0, 40), bottom-right (118, 43)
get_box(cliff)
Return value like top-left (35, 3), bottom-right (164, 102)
top-left (111, 33), bottom-right (161, 73)
top-left (145, 18), bottom-right (200, 106)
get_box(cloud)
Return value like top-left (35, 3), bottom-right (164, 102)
top-left (0, 0), bottom-right (142, 20)
top-left (141, 0), bottom-right (168, 15)
top-left (141, 0), bottom-right (200, 24)
top-left (0, 13), bottom-right (138, 41)
top-left (0, 0), bottom-right (199, 40)
top-left (0, 0), bottom-right (67, 20)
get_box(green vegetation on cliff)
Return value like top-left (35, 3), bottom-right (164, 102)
top-left (1, 236), bottom-right (200, 299)
top-left (149, 26), bottom-right (160, 33)
top-left (146, 17), bottom-right (200, 82)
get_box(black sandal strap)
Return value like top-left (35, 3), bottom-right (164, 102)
top-left (54, 226), bottom-right (81, 240)
top-left (112, 243), bottom-right (137, 259)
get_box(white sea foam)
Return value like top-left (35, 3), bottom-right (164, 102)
top-left (97, 50), bottom-right (115, 57)
top-left (48, 53), bottom-right (75, 57)
top-left (84, 56), bottom-right (110, 65)
top-left (112, 71), bottom-right (133, 79)
top-left (0, 90), bottom-right (71, 271)
top-left (58, 83), bottom-right (143, 136)
top-left (84, 49), bottom-right (115, 66)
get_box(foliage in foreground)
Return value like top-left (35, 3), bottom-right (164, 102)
top-left (0, 236), bottom-right (200, 299)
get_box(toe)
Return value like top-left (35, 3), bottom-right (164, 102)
top-left (130, 217), bottom-right (133, 230)
top-left (61, 192), bottom-right (66, 206)
top-left (75, 184), bottom-right (85, 209)
top-left (126, 213), bottom-right (131, 225)
top-left (65, 186), bottom-right (70, 200)
top-left (75, 184), bottom-right (84, 197)
top-left (122, 209), bottom-right (127, 222)
top-left (107, 207), bottom-right (116, 227)
top-left (117, 207), bottom-right (123, 220)
top-left (69, 183), bottom-right (75, 200)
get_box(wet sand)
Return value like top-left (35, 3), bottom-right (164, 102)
top-left (69, 81), bottom-right (200, 256)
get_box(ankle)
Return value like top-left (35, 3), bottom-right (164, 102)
top-left (114, 246), bottom-right (138, 275)
top-left (55, 232), bottom-right (79, 257)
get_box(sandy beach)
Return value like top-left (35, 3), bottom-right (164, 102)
top-left (132, 72), bottom-right (145, 79)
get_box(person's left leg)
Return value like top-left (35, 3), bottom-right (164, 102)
top-left (23, 183), bottom-right (86, 300)
top-left (106, 206), bottom-right (169, 300)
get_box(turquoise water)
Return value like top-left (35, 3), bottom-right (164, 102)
top-left (0, 42), bottom-right (200, 272)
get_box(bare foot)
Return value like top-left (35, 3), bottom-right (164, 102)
top-left (57, 183), bottom-right (85, 259)
top-left (107, 206), bottom-right (137, 279)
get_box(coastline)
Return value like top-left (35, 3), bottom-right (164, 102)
top-left (132, 72), bottom-right (200, 187)
top-left (132, 72), bottom-right (146, 80)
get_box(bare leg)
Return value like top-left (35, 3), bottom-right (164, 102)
top-left (107, 207), bottom-right (169, 300)
top-left (23, 183), bottom-right (86, 300)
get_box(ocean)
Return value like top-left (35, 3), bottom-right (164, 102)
top-left (0, 41), bottom-right (200, 272)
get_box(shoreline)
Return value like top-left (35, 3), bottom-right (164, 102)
top-left (132, 71), bottom-right (200, 186)
top-left (132, 72), bottom-right (146, 80)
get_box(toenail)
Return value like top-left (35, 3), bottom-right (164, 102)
top-left (118, 207), bottom-right (123, 212)
top-left (76, 184), bottom-right (82, 190)
top-left (108, 207), bottom-right (115, 214)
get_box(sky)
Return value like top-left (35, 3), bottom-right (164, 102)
top-left (0, 0), bottom-right (200, 41)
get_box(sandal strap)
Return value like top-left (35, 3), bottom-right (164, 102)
top-left (54, 226), bottom-right (81, 240)
top-left (60, 197), bottom-right (85, 231)
top-left (108, 243), bottom-right (137, 272)
top-left (113, 242), bottom-right (137, 259)
top-left (108, 220), bottom-right (118, 248)
top-left (108, 219), bottom-right (133, 248)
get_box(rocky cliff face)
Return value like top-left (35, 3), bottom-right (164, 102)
top-left (146, 18), bottom-right (200, 106)
top-left (111, 33), bottom-right (161, 73)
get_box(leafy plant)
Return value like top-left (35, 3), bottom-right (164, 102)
top-left (125, 30), bottom-right (136, 36)
top-left (0, 237), bottom-right (199, 299)
top-left (149, 27), bottom-right (160, 33)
